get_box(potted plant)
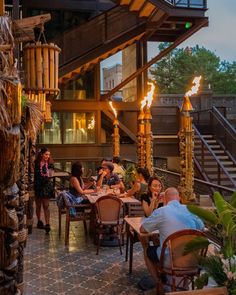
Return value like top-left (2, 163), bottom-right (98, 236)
top-left (186, 191), bottom-right (236, 294)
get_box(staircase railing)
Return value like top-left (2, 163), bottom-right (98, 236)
top-left (154, 167), bottom-right (234, 196)
top-left (211, 106), bottom-right (236, 161)
top-left (193, 125), bottom-right (236, 187)
top-left (162, 0), bottom-right (207, 8)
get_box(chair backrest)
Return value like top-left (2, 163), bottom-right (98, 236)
top-left (168, 286), bottom-right (228, 295)
top-left (95, 194), bottom-right (122, 223)
top-left (160, 229), bottom-right (207, 271)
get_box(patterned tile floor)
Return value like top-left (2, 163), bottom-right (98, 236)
top-left (24, 201), bottom-right (156, 295)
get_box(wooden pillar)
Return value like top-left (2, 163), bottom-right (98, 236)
top-left (0, 0), bottom-right (4, 16)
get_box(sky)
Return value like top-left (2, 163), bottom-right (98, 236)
top-left (102, 0), bottom-right (236, 70)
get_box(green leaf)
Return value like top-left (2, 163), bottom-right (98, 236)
top-left (230, 191), bottom-right (236, 208)
top-left (195, 273), bottom-right (209, 289)
top-left (187, 204), bottom-right (218, 225)
top-left (184, 236), bottom-right (210, 255)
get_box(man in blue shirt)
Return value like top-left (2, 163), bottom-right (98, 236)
top-left (140, 187), bottom-right (204, 282)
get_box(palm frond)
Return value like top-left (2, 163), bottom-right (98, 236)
top-left (25, 100), bottom-right (43, 140)
top-left (187, 204), bottom-right (218, 225)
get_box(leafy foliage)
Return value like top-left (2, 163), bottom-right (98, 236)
top-left (187, 191), bottom-right (236, 294)
top-left (150, 44), bottom-right (236, 94)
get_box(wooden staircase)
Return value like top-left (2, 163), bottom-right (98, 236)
top-left (194, 132), bottom-right (236, 189)
top-left (56, 1), bottom-right (208, 83)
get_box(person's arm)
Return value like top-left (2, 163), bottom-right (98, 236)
top-left (139, 208), bottom-right (162, 233)
top-left (142, 199), bottom-right (153, 217)
top-left (96, 170), bottom-right (106, 187)
top-left (126, 182), bottom-right (140, 198)
top-left (71, 177), bottom-right (94, 195)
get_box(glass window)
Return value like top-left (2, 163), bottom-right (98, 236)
top-left (60, 70), bottom-right (95, 100)
top-left (38, 113), bottom-right (62, 144)
top-left (63, 112), bottom-right (96, 144)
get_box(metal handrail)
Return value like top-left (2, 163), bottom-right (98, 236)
top-left (212, 106), bottom-right (236, 141)
top-left (154, 167), bottom-right (235, 194)
top-left (193, 125), bottom-right (236, 187)
top-left (163, 0), bottom-right (207, 8)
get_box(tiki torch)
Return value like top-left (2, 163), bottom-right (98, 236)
top-left (137, 96), bottom-right (147, 168)
top-left (109, 101), bottom-right (120, 157)
top-left (179, 76), bottom-right (201, 203)
top-left (144, 81), bottom-right (155, 175)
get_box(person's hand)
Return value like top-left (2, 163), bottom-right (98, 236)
top-left (94, 186), bottom-right (101, 193)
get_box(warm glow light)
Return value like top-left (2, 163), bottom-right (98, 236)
top-left (185, 76), bottom-right (202, 97)
top-left (140, 81), bottom-right (155, 110)
top-left (88, 117), bottom-right (95, 129)
top-left (109, 101), bottom-right (117, 118)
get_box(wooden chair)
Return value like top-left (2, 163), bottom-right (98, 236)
top-left (167, 286), bottom-right (228, 295)
top-left (58, 192), bottom-right (91, 246)
top-left (157, 229), bottom-right (208, 294)
top-left (95, 194), bottom-right (123, 255)
top-left (125, 203), bottom-right (144, 273)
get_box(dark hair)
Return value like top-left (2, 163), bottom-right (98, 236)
top-left (148, 176), bottom-right (164, 191)
top-left (71, 161), bottom-right (83, 185)
top-left (112, 156), bottom-right (120, 164)
top-left (35, 146), bottom-right (53, 164)
top-left (102, 161), bottom-right (114, 172)
top-left (136, 167), bottom-right (150, 182)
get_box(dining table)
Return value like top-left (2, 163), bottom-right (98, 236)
top-left (124, 216), bottom-right (159, 274)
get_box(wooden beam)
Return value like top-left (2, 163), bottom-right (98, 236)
top-left (102, 17), bottom-right (208, 100)
top-left (13, 13), bottom-right (51, 31)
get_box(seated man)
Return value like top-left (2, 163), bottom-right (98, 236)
top-left (96, 161), bottom-right (124, 191)
top-left (139, 187), bottom-right (204, 283)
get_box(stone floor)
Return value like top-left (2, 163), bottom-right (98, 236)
top-left (24, 201), bottom-right (156, 295)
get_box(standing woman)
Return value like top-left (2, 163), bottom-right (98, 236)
top-left (34, 147), bottom-right (54, 234)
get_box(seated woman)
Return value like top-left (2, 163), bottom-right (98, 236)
top-left (96, 161), bottom-right (124, 191)
top-left (141, 176), bottom-right (164, 217)
top-left (125, 167), bottom-right (150, 200)
top-left (69, 161), bottom-right (97, 203)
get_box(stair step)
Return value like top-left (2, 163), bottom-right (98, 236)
top-left (205, 140), bottom-right (217, 144)
top-left (206, 144), bottom-right (221, 151)
top-left (213, 150), bottom-right (225, 154)
top-left (226, 168), bottom-right (236, 172)
top-left (217, 156), bottom-right (229, 160)
top-left (202, 135), bottom-right (213, 138)
top-left (221, 161), bottom-right (234, 165)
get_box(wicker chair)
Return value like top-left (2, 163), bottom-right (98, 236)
top-left (157, 229), bottom-right (208, 294)
top-left (58, 192), bottom-right (91, 246)
top-left (95, 194), bottom-right (123, 255)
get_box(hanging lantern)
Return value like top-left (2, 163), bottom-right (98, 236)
top-left (24, 41), bottom-right (61, 98)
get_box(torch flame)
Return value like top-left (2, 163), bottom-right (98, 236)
top-left (109, 101), bottom-right (117, 118)
top-left (140, 81), bottom-right (155, 110)
top-left (185, 76), bottom-right (202, 97)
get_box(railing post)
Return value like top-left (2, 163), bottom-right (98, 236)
top-left (201, 141), bottom-right (204, 167)
top-left (217, 164), bottom-right (221, 185)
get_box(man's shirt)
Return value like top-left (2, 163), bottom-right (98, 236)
top-left (141, 200), bottom-right (204, 258)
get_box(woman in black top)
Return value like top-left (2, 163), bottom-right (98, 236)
top-left (34, 147), bottom-right (54, 233)
top-left (140, 176), bottom-right (164, 217)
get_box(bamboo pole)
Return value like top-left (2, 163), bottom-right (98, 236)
top-left (54, 45), bottom-right (59, 90)
top-left (36, 42), bottom-right (43, 90)
top-left (49, 43), bottom-right (55, 91)
top-left (25, 47), bottom-right (31, 89)
top-left (30, 47), bottom-right (36, 90)
top-left (43, 45), bottom-right (49, 90)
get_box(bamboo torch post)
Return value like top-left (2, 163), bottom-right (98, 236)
top-left (178, 76), bottom-right (201, 203)
top-left (178, 96), bottom-right (195, 203)
top-left (137, 108), bottom-right (145, 168)
top-left (109, 101), bottom-right (120, 158)
top-left (144, 107), bottom-right (154, 175)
